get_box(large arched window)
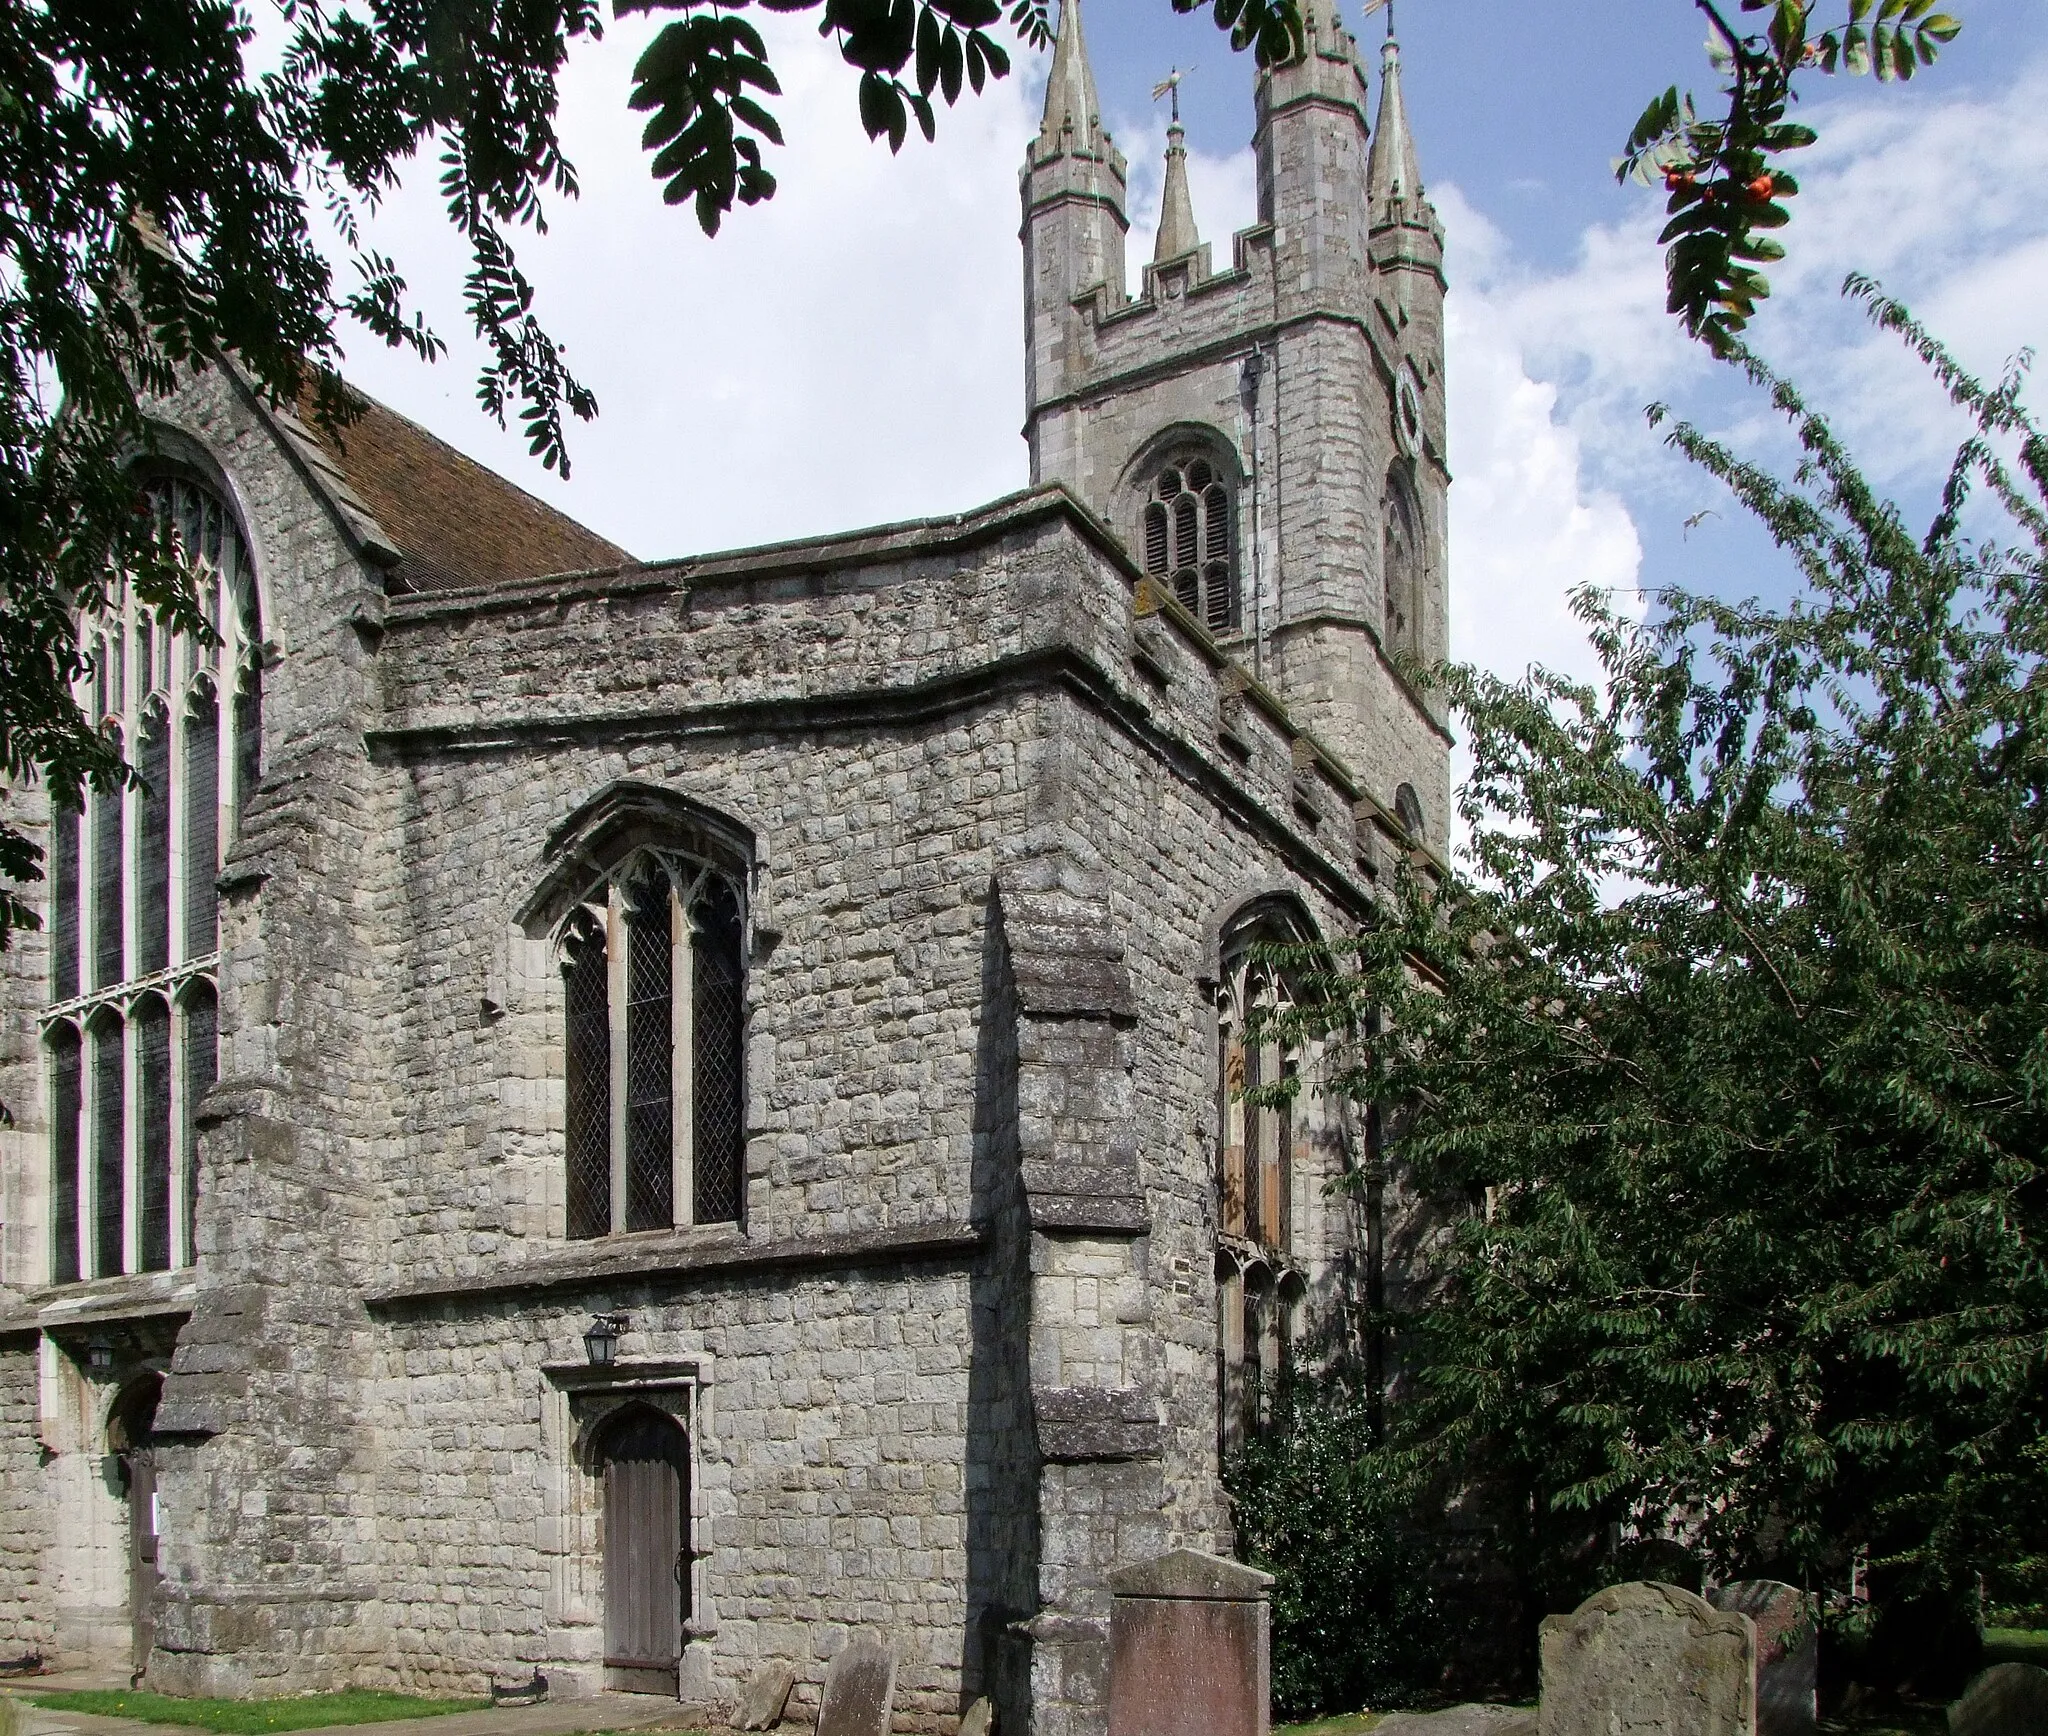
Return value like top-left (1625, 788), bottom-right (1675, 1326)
top-left (1139, 450), bottom-right (1238, 634)
top-left (1382, 461), bottom-right (1424, 660)
top-left (1214, 907), bottom-right (1309, 1456)
top-left (557, 850), bottom-right (746, 1240)
top-left (40, 471), bottom-right (260, 1283)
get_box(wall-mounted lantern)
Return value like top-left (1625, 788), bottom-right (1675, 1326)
top-left (86, 1339), bottom-right (115, 1375)
top-left (582, 1314), bottom-right (627, 1369)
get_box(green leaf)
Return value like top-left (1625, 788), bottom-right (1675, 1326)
top-left (914, 4), bottom-right (940, 97)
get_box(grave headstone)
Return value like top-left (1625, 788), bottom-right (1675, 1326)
top-left (816, 1635), bottom-right (897, 1736)
top-left (958, 1696), bottom-right (994, 1736)
top-left (1948, 1662), bottom-right (2048, 1736)
top-left (1106, 1547), bottom-right (1274, 1736)
top-left (1538, 1581), bottom-right (1756, 1736)
top-left (735, 1659), bottom-right (796, 1731)
top-left (1709, 1581), bottom-right (1816, 1736)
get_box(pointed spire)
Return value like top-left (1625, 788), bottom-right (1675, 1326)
top-left (1367, 34), bottom-right (1424, 211)
top-left (1038, 0), bottom-right (1103, 152)
top-left (1152, 123), bottom-right (1201, 263)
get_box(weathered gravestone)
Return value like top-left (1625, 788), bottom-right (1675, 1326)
top-left (816, 1635), bottom-right (897, 1736)
top-left (1709, 1582), bottom-right (1816, 1736)
top-left (1539, 1582), bottom-right (1756, 1736)
top-left (735, 1659), bottom-right (796, 1731)
top-left (957, 1697), bottom-right (994, 1736)
top-left (1948, 1662), bottom-right (2048, 1736)
top-left (1106, 1548), bottom-right (1274, 1736)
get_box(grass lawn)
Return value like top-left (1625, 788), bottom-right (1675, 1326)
top-left (1984, 1626), bottom-right (2048, 1668)
top-left (28, 1692), bottom-right (488, 1733)
top-left (1273, 1717), bottom-right (1383, 1736)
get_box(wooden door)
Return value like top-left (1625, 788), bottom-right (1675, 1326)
top-left (600, 1408), bottom-right (689, 1695)
top-left (128, 1447), bottom-right (159, 1682)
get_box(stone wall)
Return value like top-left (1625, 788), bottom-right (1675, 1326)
top-left (3, 291), bottom-right (1408, 1727)
top-left (0, 1339), bottom-right (51, 1652)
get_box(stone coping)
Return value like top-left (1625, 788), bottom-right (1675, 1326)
top-left (364, 1220), bottom-right (990, 1311)
top-left (371, 480), bottom-right (1368, 805)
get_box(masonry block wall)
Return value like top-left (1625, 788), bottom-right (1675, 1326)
top-left (1, 8), bottom-right (1452, 1728)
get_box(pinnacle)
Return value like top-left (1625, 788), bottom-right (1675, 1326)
top-left (1153, 123), bottom-right (1201, 264)
top-left (1367, 34), bottom-right (1426, 212)
top-left (1038, 0), bottom-right (1103, 151)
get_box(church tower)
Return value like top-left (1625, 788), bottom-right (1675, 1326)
top-left (1021, 0), bottom-right (1450, 844)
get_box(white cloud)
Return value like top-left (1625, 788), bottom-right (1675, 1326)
top-left (1432, 52), bottom-right (2048, 707)
top-left (324, 14), bottom-right (1039, 560)
top-left (1435, 187), bottom-right (1649, 694)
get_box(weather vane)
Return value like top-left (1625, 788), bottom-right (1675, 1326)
top-left (1361, 0), bottom-right (1395, 38)
top-left (1150, 64), bottom-right (1193, 123)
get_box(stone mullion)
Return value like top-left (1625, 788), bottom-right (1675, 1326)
top-left (168, 994), bottom-right (189, 1272)
top-left (121, 586), bottom-right (141, 1277)
top-left (607, 881), bottom-right (628, 1236)
top-left (168, 644), bottom-right (191, 974)
top-left (1220, 982), bottom-right (1247, 1238)
top-left (671, 886), bottom-right (695, 1229)
top-left (1219, 1262), bottom-right (1245, 1461)
top-left (217, 580), bottom-right (242, 857)
top-left (1257, 1032), bottom-right (1282, 1254)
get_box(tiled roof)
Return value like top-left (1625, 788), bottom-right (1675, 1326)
top-left (297, 387), bottom-right (630, 593)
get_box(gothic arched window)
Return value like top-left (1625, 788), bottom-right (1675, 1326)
top-left (558, 852), bottom-right (747, 1240)
top-left (1140, 452), bottom-right (1238, 634)
top-left (41, 471), bottom-right (259, 1283)
top-left (1382, 461), bottom-right (1424, 659)
top-left (1214, 909), bottom-right (1308, 1456)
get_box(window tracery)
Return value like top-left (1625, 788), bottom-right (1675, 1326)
top-left (557, 851), bottom-right (747, 1240)
top-left (1214, 913), bottom-right (1308, 1456)
top-left (1382, 460), bottom-right (1424, 659)
top-left (1139, 452), bottom-right (1238, 634)
top-left (39, 472), bottom-right (259, 1283)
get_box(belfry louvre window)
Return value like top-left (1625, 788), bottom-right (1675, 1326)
top-left (1140, 455), bottom-right (1237, 633)
top-left (561, 854), bottom-right (746, 1239)
top-left (1382, 461), bottom-right (1424, 659)
top-left (39, 472), bottom-right (260, 1284)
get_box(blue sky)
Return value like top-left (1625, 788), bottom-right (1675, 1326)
top-left (319, 0), bottom-right (2048, 697)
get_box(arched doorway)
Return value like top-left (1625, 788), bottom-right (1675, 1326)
top-left (595, 1406), bottom-right (690, 1694)
top-left (108, 1372), bottom-right (164, 1683)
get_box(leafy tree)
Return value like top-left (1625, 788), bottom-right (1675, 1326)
top-left (1283, 287), bottom-right (2048, 1633)
top-left (1224, 1379), bottom-right (1449, 1717)
top-left (1618, 0), bottom-right (1961, 354)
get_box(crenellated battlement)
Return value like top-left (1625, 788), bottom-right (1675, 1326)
top-left (1020, 0), bottom-right (1451, 850)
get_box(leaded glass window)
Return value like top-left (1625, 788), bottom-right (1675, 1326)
top-left (38, 471), bottom-right (259, 1285)
top-left (1215, 913), bottom-right (1307, 1457)
top-left (556, 852), bottom-right (747, 1240)
top-left (1139, 453), bottom-right (1237, 633)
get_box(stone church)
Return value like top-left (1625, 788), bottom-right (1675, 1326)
top-left (0, 2), bottom-right (1448, 1729)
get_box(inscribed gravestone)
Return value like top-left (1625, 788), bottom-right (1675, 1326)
top-left (1106, 1547), bottom-right (1274, 1736)
top-left (1948, 1662), bottom-right (2048, 1736)
top-left (1539, 1581), bottom-right (1756, 1736)
top-left (816, 1635), bottom-right (897, 1736)
top-left (735, 1659), bottom-right (796, 1731)
top-left (1709, 1581), bottom-right (1816, 1736)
